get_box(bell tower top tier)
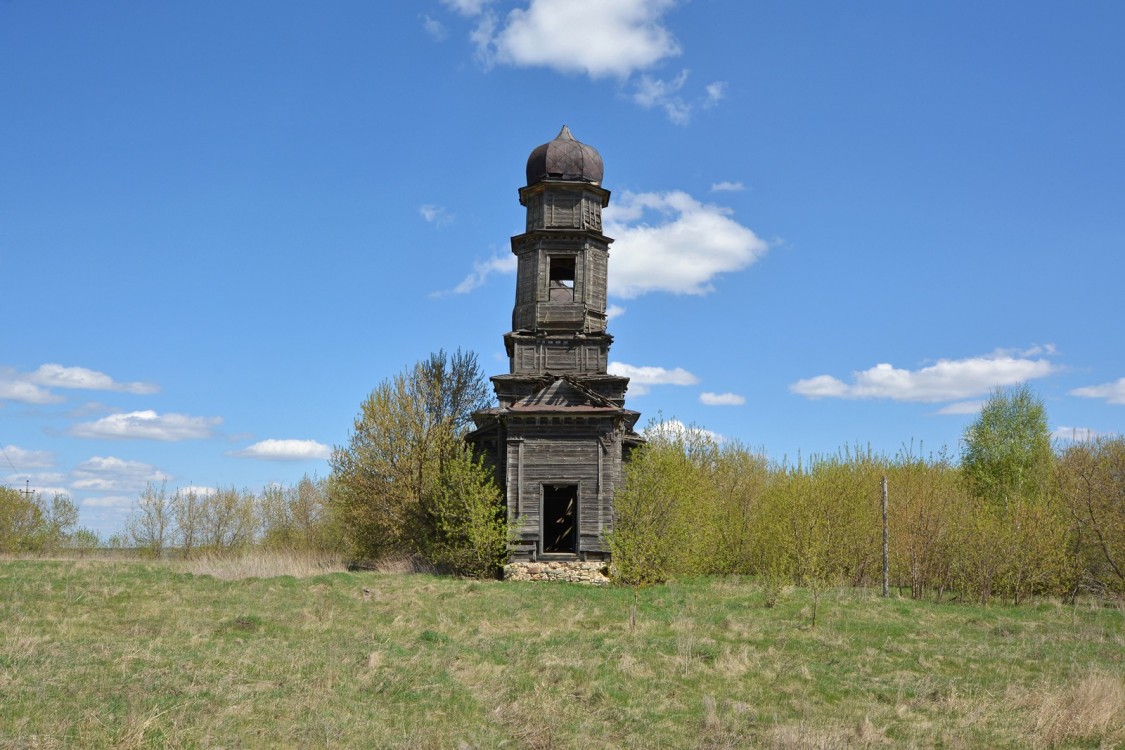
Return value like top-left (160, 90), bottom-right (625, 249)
top-left (510, 126), bottom-right (612, 342)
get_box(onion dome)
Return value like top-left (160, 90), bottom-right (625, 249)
top-left (525, 125), bottom-right (604, 186)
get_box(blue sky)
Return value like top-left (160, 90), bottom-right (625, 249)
top-left (3, 1), bottom-right (1124, 537)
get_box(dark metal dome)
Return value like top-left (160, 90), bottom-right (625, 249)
top-left (525, 125), bottom-right (604, 186)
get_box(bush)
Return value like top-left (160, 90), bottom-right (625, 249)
top-left (426, 445), bottom-right (509, 579)
top-left (607, 422), bottom-right (724, 585)
top-left (329, 349), bottom-right (506, 572)
top-left (0, 487), bottom-right (78, 554)
top-left (1057, 436), bottom-right (1125, 597)
top-left (259, 475), bottom-right (344, 554)
top-left (607, 395), bottom-right (1091, 606)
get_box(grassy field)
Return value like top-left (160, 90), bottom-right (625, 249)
top-left (1, 558), bottom-right (1122, 749)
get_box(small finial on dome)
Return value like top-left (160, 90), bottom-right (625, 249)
top-left (556, 124), bottom-right (575, 141)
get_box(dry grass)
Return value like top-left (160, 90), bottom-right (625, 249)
top-left (1, 562), bottom-right (1122, 748)
top-left (1028, 671), bottom-right (1125, 747)
top-left (180, 549), bottom-right (347, 579)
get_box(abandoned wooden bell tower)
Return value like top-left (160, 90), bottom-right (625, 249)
top-left (468, 126), bottom-right (642, 581)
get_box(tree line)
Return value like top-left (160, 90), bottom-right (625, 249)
top-left (121, 475), bottom-right (344, 559)
top-left (8, 349), bottom-right (1121, 606)
top-left (609, 386), bottom-right (1125, 605)
top-left (328, 351), bottom-right (1123, 603)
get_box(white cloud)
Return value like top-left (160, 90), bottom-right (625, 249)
top-left (606, 304), bottom-right (626, 320)
top-left (443, 0), bottom-right (494, 15)
top-left (1, 445), bottom-right (55, 469)
top-left (30, 364), bottom-right (158, 394)
top-left (480, 0), bottom-right (681, 79)
top-left (5, 471), bottom-right (66, 485)
top-left (175, 485), bottom-right (217, 497)
top-left (632, 69), bottom-right (685, 107)
top-left (700, 392), bottom-right (745, 406)
top-left (604, 191), bottom-right (768, 298)
top-left (437, 253), bottom-right (518, 296)
top-left (631, 71), bottom-right (726, 123)
top-left (71, 410), bottom-right (222, 441)
top-left (1070, 377), bottom-right (1125, 405)
top-left (230, 439), bottom-right (332, 461)
top-left (0, 363), bottom-right (157, 404)
top-left (710, 181), bottom-right (744, 193)
top-left (422, 15), bottom-right (449, 40)
top-left (643, 417), bottom-right (724, 444)
top-left (0, 377), bottom-right (62, 404)
top-left (81, 495), bottom-right (135, 509)
top-left (69, 401), bottom-right (116, 417)
top-left (1053, 426), bottom-right (1108, 442)
top-left (469, 12), bottom-right (499, 64)
top-left (419, 204), bottom-right (454, 226)
top-left (447, 1), bottom-right (715, 121)
top-left (790, 351), bottom-right (1057, 403)
top-left (632, 70), bottom-right (691, 124)
top-left (935, 400), bottom-right (984, 415)
top-left (70, 456), bottom-right (170, 492)
top-left (609, 361), bottom-right (698, 396)
top-left (790, 374), bottom-right (850, 399)
top-left (704, 80), bottom-right (726, 107)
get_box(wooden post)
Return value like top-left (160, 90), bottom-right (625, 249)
top-left (881, 474), bottom-right (889, 598)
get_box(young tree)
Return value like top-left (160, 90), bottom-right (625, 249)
top-left (886, 447), bottom-right (962, 599)
top-left (708, 443), bottom-right (770, 575)
top-left (259, 475), bottom-right (340, 553)
top-left (290, 475), bottom-right (339, 552)
top-left (66, 528), bottom-right (102, 557)
top-left (1057, 436), bottom-right (1125, 597)
top-left (128, 482), bottom-right (174, 559)
top-left (330, 349), bottom-right (492, 561)
top-left (427, 444), bottom-right (508, 578)
top-left (41, 494), bottom-right (79, 552)
top-left (173, 488), bottom-right (205, 560)
top-left (198, 487), bottom-right (257, 554)
top-left (0, 485), bottom-right (45, 553)
top-left (959, 386), bottom-right (1069, 603)
top-left (607, 420), bottom-right (721, 585)
top-left (961, 385), bottom-right (1053, 506)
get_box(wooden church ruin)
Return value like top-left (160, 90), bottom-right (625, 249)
top-left (467, 126), bottom-right (642, 583)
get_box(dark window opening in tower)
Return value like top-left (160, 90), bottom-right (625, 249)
top-left (543, 484), bottom-right (577, 554)
top-left (549, 256), bottom-right (576, 302)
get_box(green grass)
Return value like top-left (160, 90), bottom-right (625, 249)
top-left (1, 560), bottom-right (1122, 748)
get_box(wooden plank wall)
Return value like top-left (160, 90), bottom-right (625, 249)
top-left (505, 417), bottom-right (624, 556)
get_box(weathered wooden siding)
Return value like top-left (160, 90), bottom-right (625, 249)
top-left (587, 244), bottom-right (608, 314)
top-left (504, 417), bottom-right (623, 557)
top-left (522, 185), bottom-right (604, 233)
top-left (506, 340), bottom-right (610, 376)
top-left (510, 236), bottom-right (610, 334)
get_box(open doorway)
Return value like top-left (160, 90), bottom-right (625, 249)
top-left (542, 484), bottom-right (577, 554)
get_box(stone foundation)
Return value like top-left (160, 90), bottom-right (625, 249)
top-left (504, 560), bottom-right (611, 585)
